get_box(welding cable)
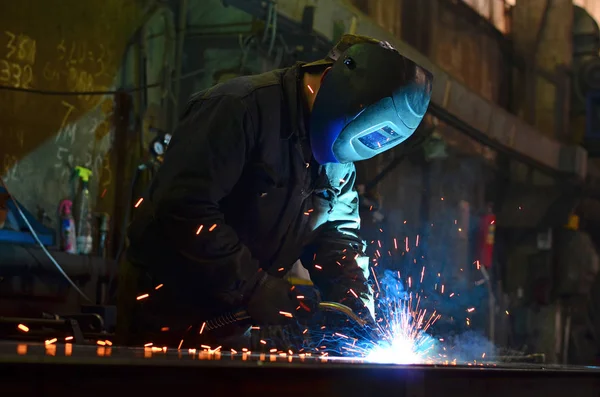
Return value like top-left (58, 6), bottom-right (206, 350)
top-left (0, 175), bottom-right (92, 302)
top-left (317, 302), bottom-right (368, 327)
top-left (0, 82), bottom-right (161, 96)
top-left (203, 302), bottom-right (370, 332)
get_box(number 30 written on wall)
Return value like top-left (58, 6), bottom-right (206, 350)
top-left (0, 59), bottom-right (33, 88)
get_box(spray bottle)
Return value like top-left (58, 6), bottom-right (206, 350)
top-left (58, 199), bottom-right (77, 254)
top-left (74, 166), bottom-right (93, 255)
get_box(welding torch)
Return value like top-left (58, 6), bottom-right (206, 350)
top-left (204, 301), bottom-right (383, 341)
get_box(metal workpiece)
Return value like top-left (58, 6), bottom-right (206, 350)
top-left (0, 341), bottom-right (599, 397)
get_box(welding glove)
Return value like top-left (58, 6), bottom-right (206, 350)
top-left (339, 294), bottom-right (376, 326)
top-left (320, 281), bottom-right (380, 343)
top-left (244, 271), bottom-right (321, 326)
top-left (327, 278), bottom-right (375, 322)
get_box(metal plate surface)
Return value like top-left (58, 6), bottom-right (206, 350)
top-left (1, 341), bottom-right (599, 397)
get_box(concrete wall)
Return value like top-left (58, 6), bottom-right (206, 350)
top-left (0, 0), bottom-right (148, 224)
top-left (0, 0), bottom-right (257, 228)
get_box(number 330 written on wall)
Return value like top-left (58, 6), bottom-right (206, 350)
top-left (0, 60), bottom-right (33, 88)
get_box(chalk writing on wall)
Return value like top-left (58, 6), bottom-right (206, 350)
top-left (0, 31), bottom-right (38, 184)
top-left (0, 126), bottom-right (26, 183)
top-left (43, 39), bottom-right (113, 102)
top-left (0, 31), bottom-right (36, 89)
top-left (53, 99), bottom-right (114, 185)
top-left (1, 31), bottom-right (117, 224)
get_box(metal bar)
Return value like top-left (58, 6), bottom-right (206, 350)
top-left (0, 317), bottom-right (66, 326)
top-left (428, 102), bottom-right (577, 181)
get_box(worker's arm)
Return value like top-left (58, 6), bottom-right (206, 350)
top-left (307, 165), bottom-right (374, 317)
top-left (141, 94), bottom-right (259, 308)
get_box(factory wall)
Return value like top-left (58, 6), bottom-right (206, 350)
top-left (511, 0), bottom-right (573, 141)
top-left (0, 0), bottom-right (253, 229)
top-left (430, 0), bottom-right (509, 105)
top-left (0, 0), bottom-right (148, 227)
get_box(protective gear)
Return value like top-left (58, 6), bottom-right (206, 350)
top-left (245, 271), bottom-right (320, 325)
top-left (125, 63), bottom-right (373, 346)
top-left (290, 284), bottom-right (322, 315)
top-left (309, 34), bottom-right (433, 164)
top-left (338, 294), bottom-right (378, 331)
top-left (303, 233), bottom-right (374, 315)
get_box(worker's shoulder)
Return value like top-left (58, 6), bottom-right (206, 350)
top-left (192, 67), bottom-right (288, 104)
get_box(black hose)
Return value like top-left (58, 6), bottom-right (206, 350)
top-left (203, 302), bottom-right (374, 332)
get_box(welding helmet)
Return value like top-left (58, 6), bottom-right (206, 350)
top-left (306, 35), bottom-right (433, 164)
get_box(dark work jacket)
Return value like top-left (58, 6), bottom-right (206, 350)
top-left (127, 64), bottom-right (372, 319)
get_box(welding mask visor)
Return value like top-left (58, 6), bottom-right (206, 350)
top-left (309, 41), bottom-right (433, 164)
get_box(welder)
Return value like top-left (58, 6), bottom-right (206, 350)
top-left (120, 34), bottom-right (432, 351)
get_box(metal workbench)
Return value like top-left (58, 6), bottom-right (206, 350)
top-left (0, 341), bottom-right (598, 397)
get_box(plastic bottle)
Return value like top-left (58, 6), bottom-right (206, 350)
top-left (58, 199), bottom-right (77, 254)
top-left (74, 166), bottom-right (93, 255)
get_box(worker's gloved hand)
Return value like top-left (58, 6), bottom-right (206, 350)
top-left (338, 294), bottom-right (376, 327)
top-left (244, 271), bottom-right (320, 325)
top-left (291, 284), bottom-right (322, 316)
top-left (321, 282), bottom-right (380, 342)
top-left (327, 279), bottom-right (375, 323)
